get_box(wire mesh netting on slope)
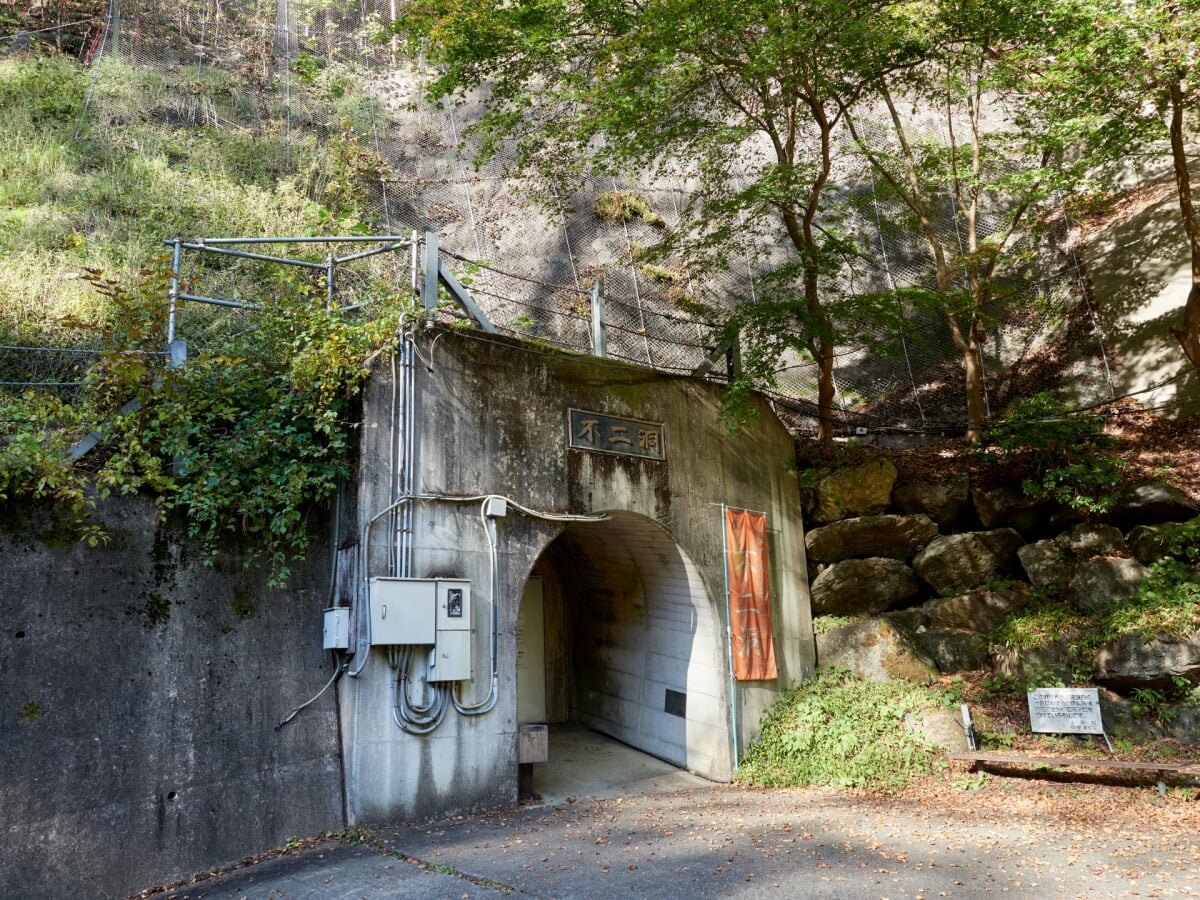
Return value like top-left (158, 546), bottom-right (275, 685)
top-left (1, 0), bottom-right (1120, 439)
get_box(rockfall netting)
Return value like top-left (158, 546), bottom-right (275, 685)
top-left (2, 0), bottom-right (1119, 438)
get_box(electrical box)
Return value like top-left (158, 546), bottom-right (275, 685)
top-left (428, 580), bottom-right (472, 681)
top-left (368, 578), bottom-right (436, 646)
top-left (323, 607), bottom-right (350, 650)
top-left (430, 630), bottom-right (472, 682)
top-left (437, 580), bottom-right (471, 632)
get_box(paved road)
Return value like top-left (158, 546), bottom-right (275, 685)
top-left (157, 782), bottom-right (1200, 899)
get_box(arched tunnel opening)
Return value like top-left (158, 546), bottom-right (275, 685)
top-left (516, 511), bottom-right (732, 799)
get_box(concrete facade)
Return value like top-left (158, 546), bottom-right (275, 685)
top-left (341, 328), bottom-right (814, 823)
top-left (1, 327), bottom-right (814, 896)
top-left (0, 496), bottom-right (344, 899)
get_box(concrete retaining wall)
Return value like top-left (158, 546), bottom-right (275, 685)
top-left (0, 496), bottom-right (344, 899)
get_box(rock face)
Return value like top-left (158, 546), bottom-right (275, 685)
top-left (800, 457), bottom-right (1200, 744)
top-left (810, 459), bottom-right (898, 524)
top-left (924, 584), bottom-right (1031, 634)
top-left (1127, 525), bottom-right (1170, 565)
top-left (892, 474), bottom-right (969, 528)
top-left (913, 628), bottom-right (991, 674)
top-left (805, 514), bottom-right (938, 564)
top-left (903, 706), bottom-right (971, 751)
top-left (971, 484), bottom-right (1055, 534)
top-left (1017, 539), bottom-right (1073, 592)
top-left (1109, 481), bottom-right (1200, 527)
top-left (912, 529), bottom-right (1024, 594)
top-left (809, 558), bottom-right (919, 616)
top-left (816, 617), bottom-right (940, 684)
top-left (1057, 523), bottom-right (1126, 558)
top-left (1093, 633), bottom-right (1200, 691)
top-left (1070, 557), bottom-right (1149, 616)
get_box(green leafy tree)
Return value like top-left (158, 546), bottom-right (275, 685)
top-left (400, 0), bottom-right (920, 442)
top-left (1020, 0), bottom-right (1200, 375)
top-left (846, 0), bottom-right (1062, 444)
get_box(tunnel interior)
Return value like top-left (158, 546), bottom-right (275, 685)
top-left (516, 511), bottom-right (731, 780)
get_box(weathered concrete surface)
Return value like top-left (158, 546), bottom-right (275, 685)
top-left (0, 496), bottom-right (343, 900)
top-left (344, 329), bottom-right (813, 826)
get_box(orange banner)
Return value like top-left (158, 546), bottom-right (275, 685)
top-left (724, 509), bottom-right (777, 681)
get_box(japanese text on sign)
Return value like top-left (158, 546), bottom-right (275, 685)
top-left (1027, 688), bottom-right (1104, 735)
top-left (568, 409), bottom-right (665, 460)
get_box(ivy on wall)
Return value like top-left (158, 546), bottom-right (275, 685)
top-left (1, 259), bottom-right (409, 584)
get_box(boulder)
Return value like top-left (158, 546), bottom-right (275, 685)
top-left (1056, 522), bottom-right (1126, 558)
top-left (913, 628), bottom-right (991, 674)
top-left (1127, 525), bottom-right (1170, 565)
top-left (805, 514), bottom-right (939, 564)
top-left (1108, 481), bottom-right (1200, 528)
top-left (903, 707), bottom-right (971, 751)
top-left (1163, 703), bottom-right (1200, 746)
top-left (815, 617), bottom-right (940, 684)
top-left (882, 606), bottom-right (929, 633)
top-left (971, 484), bottom-right (1056, 535)
top-left (912, 529), bottom-right (1024, 594)
top-left (810, 557), bottom-right (919, 616)
top-left (924, 584), bottom-right (1031, 634)
top-left (1070, 557), bottom-right (1148, 616)
top-left (892, 473), bottom-right (970, 529)
top-left (810, 459), bottom-right (898, 524)
top-left (1092, 633), bottom-right (1200, 692)
top-left (1017, 540), bottom-right (1074, 593)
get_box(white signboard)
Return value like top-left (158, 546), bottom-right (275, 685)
top-left (1027, 688), bottom-right (1104, 735)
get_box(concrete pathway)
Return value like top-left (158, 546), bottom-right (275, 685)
top-left (152, 728), bottom-right (1200, 899)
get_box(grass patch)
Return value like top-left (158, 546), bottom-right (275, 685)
top-left (736, 669), bottom-right (950, 792)
top-left (989, 595), bottom-right (1090, 651)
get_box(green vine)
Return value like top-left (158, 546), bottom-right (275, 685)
top-left (2, 260), bottom-right (408, 585)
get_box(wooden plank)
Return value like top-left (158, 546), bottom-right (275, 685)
top-left (949, 751), bottom-right (1187, 773)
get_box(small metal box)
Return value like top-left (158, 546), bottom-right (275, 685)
top-left (322, 607), bottom-right (350, 650)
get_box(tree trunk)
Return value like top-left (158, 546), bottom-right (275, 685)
top-left (962, 339), bottom-right (984, 446)
top-left (816, 338), bottom-right (835, 444)
top-left (1173, 283), bottom-right (1200, 372)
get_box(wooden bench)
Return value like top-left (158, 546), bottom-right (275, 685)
top-left (949, 750), bottom-right (1200, 796)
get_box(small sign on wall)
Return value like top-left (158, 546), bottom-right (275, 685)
top-left (568, 409), bottom-right (665, 460)
top-left (1027, 687), bottom-right (1104, 735)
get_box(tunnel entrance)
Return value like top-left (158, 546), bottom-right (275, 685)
top-left (516, 511), bottom-right (732, 783)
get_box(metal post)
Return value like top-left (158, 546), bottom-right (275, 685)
top-left (720, 505), bottom-right (740, 772)
top-left (167, 238), bottom-right (182, 346)
top-left (590, 278), bottom-right (607, 358)
top-left (326, 252), bottom-right (335, 309)
top-left (422, 231), bottom-right (439, 311)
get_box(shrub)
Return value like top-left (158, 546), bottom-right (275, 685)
top-left (736, 669), bottom-right (947, 791)
top-left (987, 392), bottom-right (1125, 513)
